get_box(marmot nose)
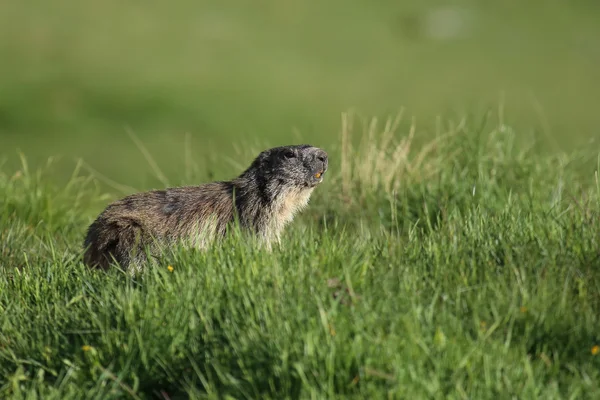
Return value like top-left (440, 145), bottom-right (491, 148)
top-left (314, 149), bottom-right (328, 166)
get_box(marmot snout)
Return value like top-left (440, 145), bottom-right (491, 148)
top-left (83, 144), bottom-right (328, 271)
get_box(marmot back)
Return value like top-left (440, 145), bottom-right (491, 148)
top-left (83, 145), bottom-right (328, 271)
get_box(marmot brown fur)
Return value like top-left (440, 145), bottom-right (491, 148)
top-left (83, 144), bottom-right (328, 271)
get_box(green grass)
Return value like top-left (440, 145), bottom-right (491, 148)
top-left (2, 113), bottom-right (600, 399)
top-left (1, 1), bottom-right (600, 396)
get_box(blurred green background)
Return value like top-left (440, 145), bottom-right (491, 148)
top-left (1, 0), bottom-right (598, 188)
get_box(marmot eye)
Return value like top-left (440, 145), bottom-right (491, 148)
top-left (284, 151), bottom-right (296, 159)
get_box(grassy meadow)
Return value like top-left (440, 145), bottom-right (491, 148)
top-left (2, 0), bottom-right (600, 399)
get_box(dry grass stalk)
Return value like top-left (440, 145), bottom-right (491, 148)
top-left (338, 110), bottom-right (459, 203)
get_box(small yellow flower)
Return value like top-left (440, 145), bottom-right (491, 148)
top-left (479, 321), bottom-right (487, 331)
top-left (520, 306), bottom-right (528, 313)
top-left (434, 327), bottom-right (447, 349)
top-left (329, 324), bottom-right (336, 337)
top-left (167, 265), bottom-right (174, 273)
top-left (81, 345), bottom-right (92, 352)
top-left (592, 345), bottom-right (599, 356)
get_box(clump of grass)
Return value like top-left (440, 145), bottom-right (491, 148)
top-left (317, 109), bottom-right (598, 235)
top-left (338, 109), bottom-right (441, 200)
top-left (1, 113), bottom-right (600, 399)
top-left (0, 154), bottom-right (105, 271)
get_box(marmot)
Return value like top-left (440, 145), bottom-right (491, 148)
top-left (82, 144), bottom-right (328, 271)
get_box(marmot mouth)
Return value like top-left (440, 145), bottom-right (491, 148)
top-left (306, 170), bottom-right (325, 187)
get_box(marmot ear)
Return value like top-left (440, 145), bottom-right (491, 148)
top-left (254, 149), bottom-right (272, 168)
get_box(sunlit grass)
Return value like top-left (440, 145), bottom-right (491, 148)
top-left (1, 113), bottom-right (599, 398)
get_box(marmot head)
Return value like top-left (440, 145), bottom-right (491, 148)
top-left (247, 144), bottom-right (329, 189)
